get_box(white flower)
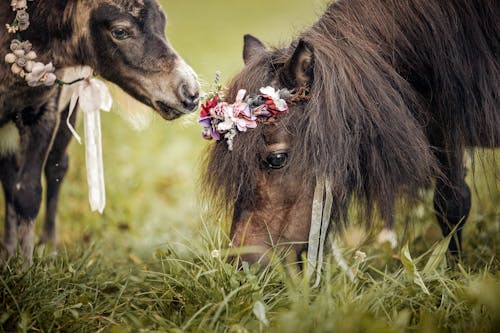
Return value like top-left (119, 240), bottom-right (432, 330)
top-left (5, 40), bottom-right (37, 77)
top-left (10, 63), bottom-right (24, 75)
top-left (24, 60), bottom-right (35, 72)
top-left (211, 249), bottom-right (220, 258)
top-left (10, 39), bottom-right (22, 52)
top-left (217, 105), bottom-right (236, 132)
top-left (224, 128), bottom-right (237, 151)
top-left (260, 86), bottom-right (288, 111)
top-left (5, 24), bottom-right (19, 34)
top-left (376, 228), bottom-right (398, 249)
top-left (5, 53), bottom-right (16, 64)
top-left (25, 62), bottom-right (57, 86)
top-left (354, 250), bottom-right (367, 262)
top-left (260, 86), bottom-right (280, 100)
top-left (235, 89), bottom-right (247, 102)
top-left (12, 0), bottom-right (28, 10)
top-left (16, 9), bottom-right (30, 31)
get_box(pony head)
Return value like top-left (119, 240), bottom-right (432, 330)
top-left (202, 28), bottom-right (436, 266)
top-left (202, 35), bottom-right (318, 265)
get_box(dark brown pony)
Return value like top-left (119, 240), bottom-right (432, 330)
top-left (0, 0), bottom-right (200, 262)
top-left (203, 0), bottom-right (499, 264)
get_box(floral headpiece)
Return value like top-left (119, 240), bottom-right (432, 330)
top-left (198, 74), bottom-right (309, 150)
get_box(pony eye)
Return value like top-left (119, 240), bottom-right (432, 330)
top-left (266, 152), bottom-right (289, 169)
top-left (111, 28), bottom-right (130, 40)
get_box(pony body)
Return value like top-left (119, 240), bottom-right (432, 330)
top-left (203, 0), bottom-right (499, 264)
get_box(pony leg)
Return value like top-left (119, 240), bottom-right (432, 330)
top-left (433, 151), bottom-right (471, 257)
top-left (0, 155), bottom-right (19, 261)
top-left (17, 219), bottom-right (35, 266)
top-left (40, 106), bottom-right (75, 247)
top-left (13, 104), bottom-right (59, 263)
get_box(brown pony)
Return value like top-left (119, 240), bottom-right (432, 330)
top-left (0, 0), bottom-right (200, 262)
top-left (203, 0), bottom-right (499, 265)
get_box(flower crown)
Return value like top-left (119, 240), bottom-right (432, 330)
top-left (198, 77), bottom-right (309, 150)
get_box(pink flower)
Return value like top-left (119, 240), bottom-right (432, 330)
top-left (197, 85), bottom-right (293, 148)
top-left (233, 104), bottom-right (257, 132)
top-left (198, 95), bottom-right (224, 141)
top-left (211, 102), bottom-right (228, 119)
top-left (231, 89), bottom-right (257, 131)
top-left (25, 62), bottom-right (56, 86)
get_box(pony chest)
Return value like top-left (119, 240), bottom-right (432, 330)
top-left (0, 85), bottom-right (58, 156)
top-left (1, 82), bottom-right (57, 116)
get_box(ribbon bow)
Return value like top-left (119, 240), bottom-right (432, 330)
top-left (66, 66), bottom-right (112, 214)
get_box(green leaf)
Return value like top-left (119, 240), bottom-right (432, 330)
top-left (53, 309), bottom-right (62, 319)
top-left (69, 309), bottom-right (79, 319)
top-left (228, 324), bottom-right (249, 333)
top-left (18, 311), bottom-right (31, 333)
top-left (401, 243), bottom-right (430, 295)
top-left (0, 312), bottom-right (11, 325)
top-left (108, 325), bottom-right (131, 333)
top-left (393, 309), bottom-right (412, 330)
top-left (253, 300), bottom-right (269, 327)
top-left (422, 236), bottom-right (450, 274)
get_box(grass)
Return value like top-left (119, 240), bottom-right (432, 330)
top-left (1, 0), bottom-right (499, 332)
top-left (1, 219), bottom-right (499, 332)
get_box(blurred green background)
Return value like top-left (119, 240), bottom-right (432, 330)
top-left (46, 0), bottom-right (331, 255)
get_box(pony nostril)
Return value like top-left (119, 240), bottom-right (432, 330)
top-left (179, 83), bottom-right (200, 111)
top-left (182, 99), bottom-right (199, 112)
top-left (190, 91), bottom-right (200, 101)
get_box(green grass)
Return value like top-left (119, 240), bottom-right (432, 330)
top-left (1, 0), bottom-right (499, 332)
top-left (1, 221), bottom-right (499, 332)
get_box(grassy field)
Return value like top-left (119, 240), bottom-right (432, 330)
top-left (1, 0), bottom-right (499, 332)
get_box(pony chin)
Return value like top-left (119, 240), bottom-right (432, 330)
top-left (0, 122), bottom-right (20, 156)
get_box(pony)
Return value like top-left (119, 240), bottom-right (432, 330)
top-left (202, 0), bottom-right (499, 265)
top-left (0, 0), bottom-right (200, 262)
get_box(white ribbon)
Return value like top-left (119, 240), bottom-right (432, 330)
top-left (66, 66), bottom-right (112, 214)
top-left (307, 178), bottom-right (333, 287)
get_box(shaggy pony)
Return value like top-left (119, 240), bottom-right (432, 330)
top-left (203, 0), bottom-right (498, 260)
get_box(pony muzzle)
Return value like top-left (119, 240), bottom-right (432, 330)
top-left (152, 59), bottom-right (200, 119)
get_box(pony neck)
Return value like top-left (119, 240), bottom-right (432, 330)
top-left (22, 0), bottom-right (95, 69)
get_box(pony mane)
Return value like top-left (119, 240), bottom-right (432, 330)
top-left (202, 0), bottom-right (499, 224)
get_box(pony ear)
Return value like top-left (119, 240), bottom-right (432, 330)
top-left (243, 34), bottom-right (266, 65)
top-left (284, 39), bottom-right (314, 87)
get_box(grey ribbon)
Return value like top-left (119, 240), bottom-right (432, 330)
top-left (307, 178), bottom-right (333, 287)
